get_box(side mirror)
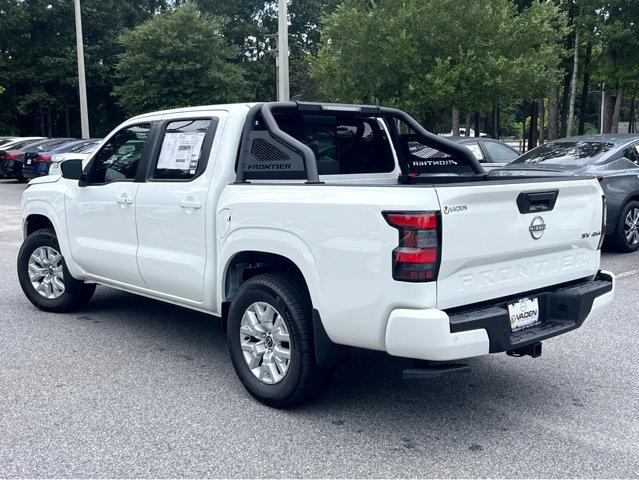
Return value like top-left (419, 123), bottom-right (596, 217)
top-left (60, 159), bottom-right (83, 181)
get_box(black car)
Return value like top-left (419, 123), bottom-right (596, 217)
top-left (446, 137), bottom-right (519, 168)
top-left (490, 134), bottom-right (639, 252)
top-left (0, 138), bottom-right (74, 181)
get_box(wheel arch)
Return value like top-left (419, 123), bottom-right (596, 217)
top-left (218, 231), bottom-right (348, 367)
top-left (218, 229), bottom-right (324, 313)
top-left (21, 199), bottom-right (83, 278)
top-left (24, 214), bottom-right (55, 237)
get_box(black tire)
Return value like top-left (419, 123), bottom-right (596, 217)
top-left (610, 200), bottom-right (639, 253)
top-left (227, 273), bottom-right (330, 408)
top-left (13, 162), bottom-right (26, 183)
top-left (17, 228), bottom-right (96, 312)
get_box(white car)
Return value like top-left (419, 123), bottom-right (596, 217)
top-left (47, 140), bottom-right (101, 176)
top-left (18, 102), bottom-right (615, 407)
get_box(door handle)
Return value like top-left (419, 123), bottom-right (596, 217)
top-left (116, 195), bottom-right (133, 205)
top-left (179, 200), bottom-right (202, 209)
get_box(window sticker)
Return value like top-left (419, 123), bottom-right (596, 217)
top-left (157, 132), bottom-right (206, 173)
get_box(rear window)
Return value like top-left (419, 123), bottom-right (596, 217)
top-left (512, 141), bottom-right (616, 166)
top-left (278, 115), bottom-right (395, 175)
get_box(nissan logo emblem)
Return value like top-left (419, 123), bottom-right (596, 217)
top-left (529, 216), bottom-right (546, 240)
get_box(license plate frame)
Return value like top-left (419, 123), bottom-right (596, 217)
top-left (508, 297), bottom-right (541, 332)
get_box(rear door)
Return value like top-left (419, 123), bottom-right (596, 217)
top-left (434, 178), bottom-right (603, 309)
top-left (135, 114), bottom-right (223, 301)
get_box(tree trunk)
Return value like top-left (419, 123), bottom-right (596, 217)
top-left (496, 105), bottom-right (501, 140)
top-left (611, 84), bottom-right (623, 133)
top-left (522, 115), bottom-right (527, 152)
top-left (538, 98), bottom-right (545, 144)
top-left (474, 112), bottom-right (480, 137)
top-left (602, 84), bottom-right (615, 133)
top-left (452, 107), bottom-right (460, 136)
top-left (46, 105), bottom-right (52, 137)
top-left (491, 104), bottom-right (498, 138)
top-left (465, 113), bottom-right (471, 137)
top-left (65, 103), bottom-right (71, 137)
top-left (527, 101), bottom-right (538, 151)
top-left (39, 106), bottom-right (45, 136)
top-left (566, 30), bottom-right (580, 137)
top-left (548, 85), bottom-right (560, 140)
top-left (578, 42), bottom-right (592, 135)
top-left (559, 70), bottom-right (572, 137)
top-left (629, 95), bottom-right (637, 133)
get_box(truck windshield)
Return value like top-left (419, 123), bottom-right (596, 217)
top-left (511, 141), bottom-right (616, 166)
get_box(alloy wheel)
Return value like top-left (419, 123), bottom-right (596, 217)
top-left (28, 246), bottom-right (65, 299)
top-left (624, 207), bottom-right (639, 246)
top-left (239, 301), bottom-right (291, 384)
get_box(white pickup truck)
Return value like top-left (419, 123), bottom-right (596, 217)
top-left (19, 101), bottom-right (615, 407)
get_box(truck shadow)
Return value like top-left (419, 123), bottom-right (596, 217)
top-left (80, 286), bottom-right (569, 433)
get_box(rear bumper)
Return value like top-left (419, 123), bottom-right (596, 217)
top-left (385, 270), bottom-right (615, 361)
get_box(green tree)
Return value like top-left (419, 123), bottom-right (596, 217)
top-left (114, 2), bottom-right (247, 115)
top-left (310, 0), bottom-right (566, 132)
top-left (0, 0), bottom-right (160, 136)
top-left (196, 0), bottom-right (340, 100)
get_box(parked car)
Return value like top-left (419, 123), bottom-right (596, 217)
top-left (490, 134), bottom-right (639, 252)
top-left (46, 140), bottom-right (100, 176)
top-left (442, 128), bottom-right (488, 138)
top-left (0, 138), bottom-right (74, 181)
top-left (22, 139), bottom-right (101, 179)
top-left (18, 102), bottom-right (614, 407)
top-left (0, 138), bottom-right (49, 179)
top-left (446, 137), bottom-right (519, 167)
top-left (0, 136), bottom-right (17, 147)
top-left (0, 137), bottom-right (44, 150)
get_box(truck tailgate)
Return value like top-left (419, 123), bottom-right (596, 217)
top-left (435, 178), bottom-right (603, 309)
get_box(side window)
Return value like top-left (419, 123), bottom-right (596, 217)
top-left (463, 142), bottom-right (484, 162)
top-left (153, 119), bottom-right (212, 180)
top-left (482, 141), bottom-right (518, 163)
top-left (623, 143), bottom-right (639, 166)
top-left (88, 124), bottom-right (150, 184)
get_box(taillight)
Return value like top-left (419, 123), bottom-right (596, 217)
top-left (2, 152), bottom-right (19, 160)
top-left (34, 154), bottom-right (51, 162)
top-left (598, 195), bottom-right (606, 250)
top-left (383, 211), bottom-right (441, 282)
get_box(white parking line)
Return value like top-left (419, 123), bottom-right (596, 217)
top-left (617, 269), bottom-right (639, 279)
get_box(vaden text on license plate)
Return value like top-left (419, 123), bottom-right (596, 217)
top-left (508, 297), bottom-right (540, 332)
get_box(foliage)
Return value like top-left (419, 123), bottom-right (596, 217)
top-left (114, 3), bottom-right (247, 115)
top-left (309, 0), bottom-right (567, 123)
top-left (0, 0), bottom-right (638, 136)
top-left (0, 0), bottom-right (160, 135)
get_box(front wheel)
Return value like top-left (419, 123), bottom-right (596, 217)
top-left (610, 200), bottom-right (639, 253)
top-left (227, 273), bottom-right (330, 408)
top-left (17, 229), bottom-right (96, 312)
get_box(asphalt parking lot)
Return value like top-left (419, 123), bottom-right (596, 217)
top-left (1, 179), bottom-right (638, 478)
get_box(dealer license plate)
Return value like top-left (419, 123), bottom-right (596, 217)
top-left (508, 297), bottom-right (540, 332)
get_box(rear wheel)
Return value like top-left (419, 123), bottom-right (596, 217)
top-left (227, 273), bottom-right (329, 407)
top-left (13, 162), bottom-right (26, 182)
top-left (610, 200), bottom-right (639, 252)
top-left (17, 229), bottom-right (95, 312)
